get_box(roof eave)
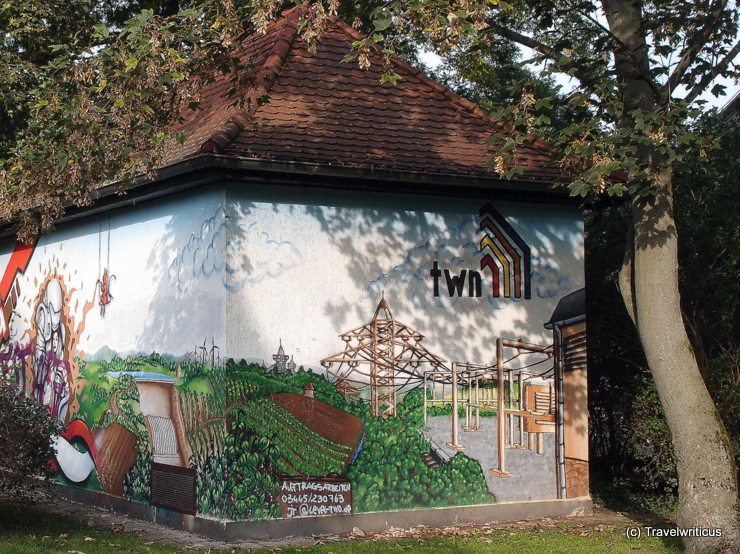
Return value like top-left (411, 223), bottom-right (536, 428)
top-left (201, 154), bottom-right (570, 194)
top-left (0, 154), bottom-right (579, 239)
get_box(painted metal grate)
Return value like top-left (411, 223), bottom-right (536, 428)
top-left (150, 462), bottom-right (197, 514)
top-left (147, 416), bottom-right (179, 456)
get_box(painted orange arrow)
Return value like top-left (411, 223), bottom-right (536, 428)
top-left (0, 241), bottom-right (36, 303)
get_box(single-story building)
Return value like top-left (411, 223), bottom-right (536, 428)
top-left (0, 6), bottom-right (589, 540)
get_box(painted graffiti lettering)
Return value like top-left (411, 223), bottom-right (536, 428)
top-left (280, 480), bottom-right (351, 493)
top-left (445, 269), bottom-right (466, 296)
top-left (430, 261), bottom-right (482, 298)
top-left (34, 351), bottom-right (71, 422)
top-left (0, 341), bottom-right (32, 394)
top-left (279, 479), bottom-right (352, 518)
top-left (280, 493), bottom-right (346, 504)
top-left (284, 503), bottom-right (351, 518)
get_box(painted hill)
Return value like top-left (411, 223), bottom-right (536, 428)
top-left (270, 392), bottom-right (363, 451)
top-left (238, 392), bottom-right (364, 477)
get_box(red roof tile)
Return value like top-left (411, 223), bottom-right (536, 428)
top-left (172, 7), bottom-right (560, 183)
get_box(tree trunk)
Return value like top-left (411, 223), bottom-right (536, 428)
top-left (604, 0), bottom-right (739, 548)
top-left (626, 166), bottom-right (739, 552)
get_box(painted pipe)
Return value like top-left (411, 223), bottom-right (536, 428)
top-left (496, 338), bottom-right (506, 474)
top-left (554, 324), bottom-right (567, 499)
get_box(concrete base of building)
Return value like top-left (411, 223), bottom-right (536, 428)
top-left (55, 485), bottom-right (593, 542)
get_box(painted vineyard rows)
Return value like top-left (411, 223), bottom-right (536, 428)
top-left (252, 397), bottom-right (353, 456)
top-left (238, 401), bottom-right (347, 477)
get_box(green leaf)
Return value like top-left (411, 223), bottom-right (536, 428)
top-left (380, 72), bottom-right (401, 85)
top-left (56, 153), bottom-right (69, 171)
top-left (568, 180), bottom-right (588, 196)
top-left (92, 24), bottom-right (110, 40)
top-left (373, 15), bottom-right (392, 32)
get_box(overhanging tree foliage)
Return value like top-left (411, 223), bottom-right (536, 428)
top-left (0, 0), bottom-right (256, 237)
top-left (0, 1), bottom-right (409, 239)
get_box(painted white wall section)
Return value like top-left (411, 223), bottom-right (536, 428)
top-left (224, 187), bottom-right (583, 370)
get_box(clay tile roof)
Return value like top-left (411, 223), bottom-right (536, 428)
top-left (171, 6), bottom-right (561, 183)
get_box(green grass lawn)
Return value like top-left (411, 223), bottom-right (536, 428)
top-left (281, 531), bottom-right (682, 553)
top-left (0, 499), bottom-right (682, 553)
top-left (0, 499), bottom-right (177, 553)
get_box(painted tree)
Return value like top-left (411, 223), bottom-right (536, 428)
top-left (0, 0), bottom-right (738, 550)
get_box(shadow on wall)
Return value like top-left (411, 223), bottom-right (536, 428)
top-left (305, 216), bottom-right (589, 500)
top-left (131, 183), bottom-right (582, 369)
top-left (139, 40), bottom-right (585, 365)
top-left (136, 189), bottom-right (232, 358)
top-left (304, 200), bottom-right (583, 365)
top-left (211, 32), bottom-right (582, 365)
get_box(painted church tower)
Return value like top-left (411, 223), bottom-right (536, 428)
top-left (270, 340), bottom-right (296, 374)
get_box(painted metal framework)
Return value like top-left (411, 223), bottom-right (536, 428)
top-left (422, 339), bottom-right (554, 479)
top-left (321, 297), bottom-right (561, 492)
top-left (321, 297), bottom-right (447, 417)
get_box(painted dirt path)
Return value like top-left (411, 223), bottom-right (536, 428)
top-left (7, 490), bottom-right (672, 551)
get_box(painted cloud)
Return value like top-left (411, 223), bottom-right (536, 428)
top-left (168, 207), bottom-right (305, 292)
top-left (224, 221), bottom-right (303, 289)
top-left (366, 218), bottom-right (507, 311)
top-left (532, 259), bottom-right (571, 299)
top-left (169, 207), bottom-right (227, 294)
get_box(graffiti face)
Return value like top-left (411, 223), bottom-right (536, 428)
top-left (33, 279), bottom-right (71, 422)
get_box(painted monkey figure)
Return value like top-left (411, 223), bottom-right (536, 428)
top-left (96, 269), bottom-right (116, 316)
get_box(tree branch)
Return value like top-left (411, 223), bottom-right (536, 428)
top-left (487, 23), bottom-right (563, 63)
top-left (663, 0), bottom-right (728, 102)
top-left (487, 21), bottom-right (662, 99)
top-left (683, 39), bottom-right (740, 104)
top-left (486, 23), bottom-right (602, 89)
top-left (576, 8), bottom-right (627, 51)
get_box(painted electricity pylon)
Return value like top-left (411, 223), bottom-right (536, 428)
top-left (321, 296), bottom-right (447, 418)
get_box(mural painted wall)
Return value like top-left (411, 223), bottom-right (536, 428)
top-left (0, 183), bottom-right (585, 520)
